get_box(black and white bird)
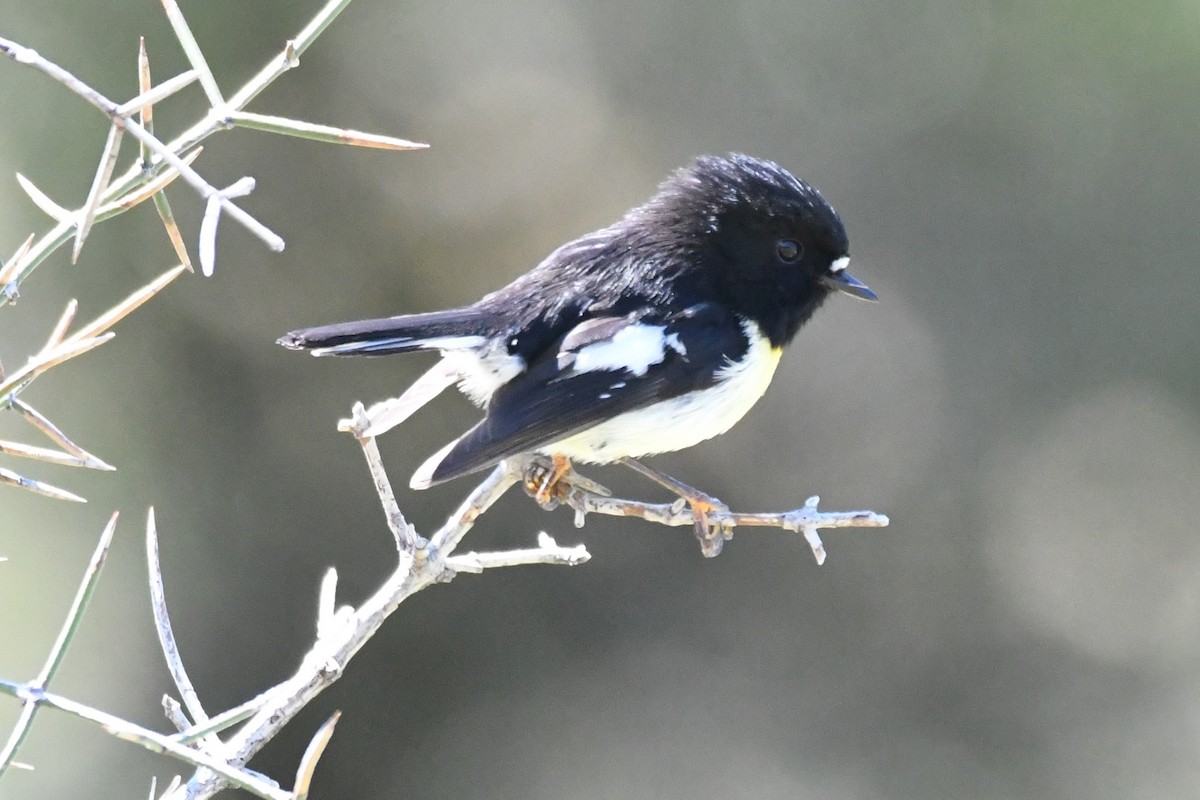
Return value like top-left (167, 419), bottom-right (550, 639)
top-left (280, 153), bottom-right (875, 495)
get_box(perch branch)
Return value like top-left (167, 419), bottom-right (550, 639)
top-left (549, 472), bottom-right (888, 564)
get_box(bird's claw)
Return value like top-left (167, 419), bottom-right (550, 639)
top-left (522, 454), bottom-right (611, 507)
top-left (679, 492), bottom-right (732, 557)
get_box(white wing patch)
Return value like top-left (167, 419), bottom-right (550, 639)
top-left (549, 319), bottom-right (781, 462)
top-left (569, 323), bottom-right (671, 377)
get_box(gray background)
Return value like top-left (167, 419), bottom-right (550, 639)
top-left (2, 1), bottom-right (1199, 797)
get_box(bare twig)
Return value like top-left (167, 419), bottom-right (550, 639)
top-left (114, 69), bottom-right (199, 117)
top-left (11, 397), bottom-right (105, 462)
top-left (70, 264), bottom-right (187, 342)
top-left (292, 712), bottom-right (341, 799)
top-left (446, 531), bottom-right (591, 572)
top-left (0, 332), bottom-right (114, 408)
top-left (159, 0), bottom-right (223, 107)
top-left (146, 509), bottom-right (216, 748)
top-left (231, 112), bottom-right (428, 151)
top-left (101, 146), bottom-right (202, 213)
top-left (0, 680), bottom-right (290, 800)
top-left (0, 264), bottom-right (185, 498)
top-left (0, 234), bottom-right (35, 296)
top-left (16, 173), bottom-right (70, 222)
top-left (346, 402), bottom-right (419, 552)
top-left (72, 122), bottom-right (125, 262)
top-left (0, 512), bottom-right (118, 777)
top-left (174, 694), bottom-right (270, 745)
top-left (0, 467), bottom-right (86, 502)
top-left (0, 0), bottom-right (413, 293)
top-left (42, 299), bottom-right (78, 351)
top-left (0, 439), bottom-right (114, 471)
top-left (553, 475), bottom-right (889, 564)
top-left (138, 37), bottom-right (194, 271)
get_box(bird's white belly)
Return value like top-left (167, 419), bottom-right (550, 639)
top-left (545, 334), bottom-right (783, 462)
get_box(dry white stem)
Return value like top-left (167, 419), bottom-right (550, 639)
top-left (197, 177), bottom-right (257, 276)
top-left (0, 34), bottom-right (284, 271)
top-left (226, 0), bottom-right (352, 109)
top-left (0, 332), bottom-right (114, 405)
top-left (0, 513), bottom-right (116, 775)
top-left (43, 298), bottom-right (78, 351)
top-left (231, 111), bottom-right (428, 150)
top-left (0, 682), bottom-right (289, 800)
top-left (152, 775), bottom-right (183, 800)
top-left (69, 264), bottom-right (188, 343)
top-left (337, 359), bottom-right (458, 438)
top-left (0, 0), bottom-right (391, 294)
top-left (316, 568), bottom-right (339, 635)
top-left (445, 531), bottom-right (591, 573)
top-left (73, 122), bottom-right (125, 263)
top-left (162, 695), bottom-right (190, 733)
top-left (15, 173), bottom-right (70, 222)
top-left (0, 466), bottom-right (86, 502)
top-left (99, 146), bottom-right (201, 213)
top-left (146, 509), bottom-right (217, 749)
top-left (115, 69), bottom-right (199, 117)
top-left (10, 398), bottom-right (94, 459)
top-left (159, 0), bottom-right (224, 107)
top-left (345, 402), bottom-right (419, 552)
top-left (292, 711), bottom-right (340, 799)
top-left (175, 694), bottom-right (270, 744)
top-left (138, 37), bottom-right (153, 164)
top-left (0, 233), bottom-right (35, 291)
top-left (0, 438), bottom-right (114, 470)
top-left (427, 463), bottom-right (522, 555)
top-left (198, 196), bottom-right (221, 275)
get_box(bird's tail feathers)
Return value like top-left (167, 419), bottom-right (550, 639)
top-left (278, 308), bottom-right (488, 356)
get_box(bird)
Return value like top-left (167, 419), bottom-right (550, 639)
top-left (279, 153), bottom-right (876, 511)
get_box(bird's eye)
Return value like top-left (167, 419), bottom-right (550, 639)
top-left (775, 238), bottom-right (802, 263)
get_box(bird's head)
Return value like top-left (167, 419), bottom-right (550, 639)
top-left (650, 153), bottom-right (876, 346)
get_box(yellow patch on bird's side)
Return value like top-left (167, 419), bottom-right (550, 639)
top-left (549, 321), bottom-right (784, 462)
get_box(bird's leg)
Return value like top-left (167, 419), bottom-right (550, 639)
top-left (619, 457), bottom-right (732, 552)
top-left (521, 455), bottom-right (613, 509)
top-left (524, 453), bottom-right (574, 505)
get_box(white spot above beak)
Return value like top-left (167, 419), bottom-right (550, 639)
top-left (830, 256), bottom-right (850, 273)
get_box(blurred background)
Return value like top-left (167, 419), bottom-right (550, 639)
top-left (2, 1), bottom-right (1199, 797)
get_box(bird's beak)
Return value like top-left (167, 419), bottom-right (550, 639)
top-left (822, 260), bottom-right (878, 301)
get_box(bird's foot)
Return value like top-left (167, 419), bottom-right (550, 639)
top-left (618, 457), bottom-right (733, 556)
top-left (524, 454), bottom-right (575, 506)
top-left (671, 491), bottom-right (733, 557)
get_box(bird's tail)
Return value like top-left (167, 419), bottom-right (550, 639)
top-left (277, 308), bottom-right (489, 356)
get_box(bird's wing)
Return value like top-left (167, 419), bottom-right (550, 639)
top-left (411, 302), bottom-right (747, 487)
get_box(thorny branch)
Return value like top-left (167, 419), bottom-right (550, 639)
top-left (0, 3), bottom-right (889, 798)
top-left (0, 0), bottom-right (425, 502)
top-left (0, 392), bottom-right (886, 799)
